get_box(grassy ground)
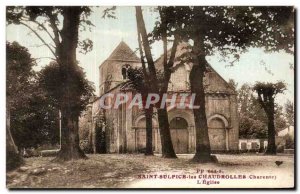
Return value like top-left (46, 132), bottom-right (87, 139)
top-left (6, 153), bottom-right (294, 189)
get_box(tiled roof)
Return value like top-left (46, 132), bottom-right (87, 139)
top-left (107, 41), bottom-right (140, 62)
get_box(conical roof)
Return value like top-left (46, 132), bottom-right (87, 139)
top-left (107, 41), bottom-right (140, 62)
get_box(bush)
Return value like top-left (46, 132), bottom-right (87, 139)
top-left (276, 145), bottom-right (285, 153)
top-left (80, 140), bottom-right (93, 153)
top-left (285, 135), bottom-right (294, 149)
top-left (22, 148), bottom-right (40, 157)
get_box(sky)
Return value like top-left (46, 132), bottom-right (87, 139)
top-left (6, 6), bottom-right (294, 105)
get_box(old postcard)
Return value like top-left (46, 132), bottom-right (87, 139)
top-left (6, 6), bottom-right (295, 189)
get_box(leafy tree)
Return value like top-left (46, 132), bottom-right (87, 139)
top-left (285, 134), bottom-right (294, 149)
top-left (7, 6), bottom-right (96, 161)
top-left (238, 84), bottom-right (267, 138)
top-left (274, 105), bottom-right (287, 133)
top-left (6, 41), bottom-right (35, 170)
top-left (228, 79), bottom-right (238, 90)
top-left (237, 83), bottom-right (286, 139)
top-left (7, 42), bottom-right (62, 151)
top-left (135, 6), bottom-right (195, 158)
top-left (153, 6), bottom-right (294, 162)
top-left (10, 82), bottom-right (60, 148)
top-left (285, 100), bottom-right (294, 127)
top-left (38, 62), bottom-right (94, 158)
top-left (135, 6), bottom-right (179, 158)
top-left (191, 6), bottom-right (293, 162)
top-left (78, 105), bottom-right (93, 153)
top-left (253, 81), bottom-right (286, 155)
top-left (135, 6), bottom-right (294, 161)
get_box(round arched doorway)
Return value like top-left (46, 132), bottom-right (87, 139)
top-left (135, 117), bottom-right (157, 153)
top-left (170, 117), bottom-right (189, 154)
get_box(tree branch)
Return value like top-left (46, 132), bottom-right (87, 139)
top-left (136, 7), bottom-right (155, 74)
top-left (137, 30), bottom-right (148, 80)
top-left (167, 36), bottom-right (179, 68)
top-left (33, 57), bottom-right (56, 61)
top-left (257, 91), bottom-right (267, 111)
top-left (31, 20), bottom-right (57, 45)
top-left (47, 14), bottom-right (61, 47)
top-left (158, 7), bottom-right (168, 70)
top-left (20, 21), bottom-right (58, 60)
top-left (135, 6), bottom-right (158, 92)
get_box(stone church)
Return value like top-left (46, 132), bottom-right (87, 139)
top-left (79, 41), bottom-right (239, 154)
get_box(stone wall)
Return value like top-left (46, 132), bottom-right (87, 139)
top-left (89, 86), bottom-right (239, 154)
top-left (88, 41), bottom-right (240, 154)
top-left (99, 60), bottom-right (141, 96)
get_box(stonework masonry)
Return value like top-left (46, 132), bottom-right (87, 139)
top-left (79, 41), bottom-right (239, 154)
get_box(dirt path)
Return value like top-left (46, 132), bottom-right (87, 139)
top-left (6, 154), bottom-right (294, 189)
top-left (130, 154), bottom-right (294, 188)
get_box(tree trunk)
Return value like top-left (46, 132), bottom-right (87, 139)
top-left (266, 113), bottom-right (276, 155)
top-left (54, 109), bottom-right (86, 162)
top-left (6, 105), bottom-right (23, 171)
top-left (157, 108), bottom-right (177, 158)
top-left (145, 107), bottom-right (154, 155)
top-left (53, 7), bottom-right (86, 161)
top-left (190, 36), bottom-right (217, 163)
top-left (137, 20), bottom-right (153, 156)
top-left (135, 6), bottom-right (176, 158)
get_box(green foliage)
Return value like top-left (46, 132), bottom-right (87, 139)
top-left (7, 6), bottom-right (92, 26)
top-left (152, 6), bottom-right (294, 63)
top-left (253, 81), bottom-right (287, 99)
top-left (6, 6), bottom-right (94, 57)
top-left (238, 83), bottom-right (286, 139)
top-left (276, 144), bottom-right (285, 153)
top-left (274, 105), bottom-right (288, 132)
top-left (285, 100), bottom-right (294, 126)
top-left (7, 41), bottom-right (60, 148)
top-left (38, 62), bottom-right (95, 117)
top-left (79, 109), bottom-right (92, 140)
top-left (7, 6), bottom-right (98, 160)
top-left (79, 39), bottom-right (93, 54)
top-left (7, 6), bottom-right (95, 118)
top-left (239, 115), bottom-right (267, 139)
top-left (228, 79), bottom-right (238, 91)
top-left (6, 41), bottom-right (35, 106)
top-left (151, 6), bottom-right (192, 42)
top-left (80, 140), bottom-right (93, 154)
top-left (197, 6), bottom-right (294, 55)
top-left (78, 107), bottom-right (93, 153)
top-left (126, 67), bottom-right (148, 94)
top-left (126, 67), bottom-right (165, 95)
top-left (10, 85), bottom-right (60, 148)
top-left (253, 82), bottom-right (287, 136)
top-left (102, 6), bottom-right (116, 19)
top-left (285, 134), bottom-right (294, 149)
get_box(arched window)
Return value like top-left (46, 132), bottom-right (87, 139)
top-left (121, 64), bottom-right (131, 79)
